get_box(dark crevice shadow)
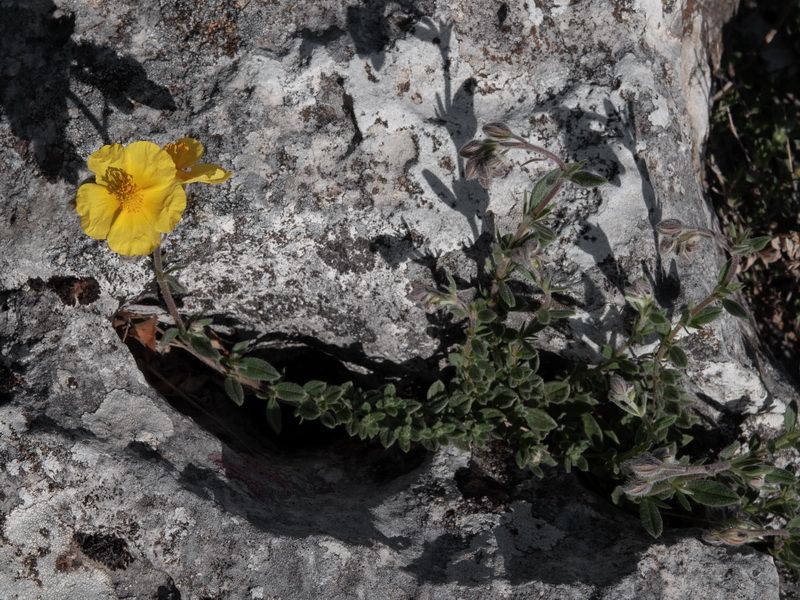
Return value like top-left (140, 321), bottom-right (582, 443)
top-left (0, 3), bottom-right (176, 184)
top-left (120, 321), bottom-right (431, 548)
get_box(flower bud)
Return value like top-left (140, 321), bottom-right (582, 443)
top-left (657, 219), bottom-right (684, 236)
top-left (624, 278), bottom-right (652, 300)
top-left (621, 453), bottom-right (664, 480)
top-left (464, 157), bottom-right (479, 181)
top-left (458, 140), bottom-right (484, 158)
top-left (659, 237), bottom-right (676, 254)
top-left (622, 478), bottom-right (653, 497)
top-left (703, 527), bottom-right (753, 546)
top-left (609, 374), bottom-right (632, 398)
top-left (482, 122), bottom-right (513, 139)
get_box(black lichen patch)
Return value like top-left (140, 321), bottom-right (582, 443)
top-left (54, 546), bottom-right (83, 573)
top-left (317, 226), bottom-right (376, 275)
top-left (74, 532), bottom-right (133, 571)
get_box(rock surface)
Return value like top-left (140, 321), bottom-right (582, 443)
top-left (0, 0), bottom-right (792, 598)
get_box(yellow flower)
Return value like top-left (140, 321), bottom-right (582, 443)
top-left (76, 141), bottom-right (187, 256)
top-left (162, 138), bottom-right (232, 184)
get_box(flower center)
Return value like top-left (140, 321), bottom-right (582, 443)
top-left (103, 167), bottom-right (143, 212)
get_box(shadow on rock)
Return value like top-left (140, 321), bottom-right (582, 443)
top-left (0, 2), bottom-right (175, 183)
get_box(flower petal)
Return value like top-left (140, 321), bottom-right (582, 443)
top-left (164, 138), bottom-right (205, 170)
top-left (124, 141), bottom-right (181, 190)
top-left (152, 184), bottom-right (187, 232)
top-left (106, 208), bottom-right (163, 256)
top-left (75, 182), bottom-right (120, 240)
top-left (87, 144), bottom-right (126, 178)
top-left (178, 163), bottom-right (233, 184)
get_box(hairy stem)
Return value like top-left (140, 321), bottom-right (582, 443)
top-left (153, 243), bottom-right (186, 334)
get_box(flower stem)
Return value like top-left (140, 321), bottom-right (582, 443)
top-left (152, 244), bottom-right (186, 334)
top-left (511, 136), bottom-right (569, 172)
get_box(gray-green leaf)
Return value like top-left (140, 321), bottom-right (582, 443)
top-left (569, 170), bottom-right (608, 188)
top-left (640, 499), bottom-right (663, 538)
top-left (224, 377), bottom-right (244, 406)
top-left (274, 382), bottom-right (308, 404)
top-left (721, 299), bottom-right (749, 320)
top-left (189, 333), bottom-right (221, 361)
top-left (238, 357), bottom-right (281, 382)
top-left (683, 480), bottom-right (740, 506)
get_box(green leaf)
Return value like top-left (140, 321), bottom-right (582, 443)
top-left (786, 516), bottom-right (800, 530)
top-left (581, 413), bottom-right (603, 446)
top-left (667, 346), bottom-right (688, 368)
top-left (514, 447), bottom-right (532, 469)
top-left (731, 236), bottom-right (771, 254)
top-left (323, 385), bottom-right (347, 403)
top-left (524, 408), bottom-right (557, 431)
top-left (675, 488), bottom-right (692, 512)
top-left (764, 467), bottom-right (797, 485)
top-left (548, 309), bottom-right (575, 320)
top-left (159, 328), bottom-right (180, 347)
top-left (274, 382), bottom-right (308, 404)
top-left (683, 480), bottom-right (740, 506)
top-left (224, 377), bottom-right (244, 406)
top-left (189, 333), bottom-right (221, 361)
top-left (477, 308), bottom-right (498, 323)
top-left (231, 340), bottom-right (250, 356)
top-left (379, 427), bottom-right (399, 448)
top-left (718, 441), bottom-right (741, 460)
top-left (543, 380), bottom-right (570, 403)
top-left (721, 299), bottom-right (749, 320)
top-left (786, 400), bottom-right (798, 434)
top-left (297, 398), bottom-right (322, 420)
top-left (564, 161), bottom-right (586, 175)
top-left (238, 357), bottom-right (281, 382)
top-left (479, 408), bottom-right (505, 421)
top-left (303, 380), bottom-right (327, 396)
top-left (319, 410), bottom-right (336, 429)
top-left (716, 259), bottom-right (733, 285)
top-left (569, 170), bottom-right (608, 188)
top-left (639, 499), bottom-right (663, 538)
top-left (163, 274), bottom-right (188, 294)
top-left (689, 306), bottom-right (724, 327)
top-left (266, 397), bottom-right (282, 434)
top-left (528, 168), bottom-right (563, 211)
top-left (498, 281), bottom-right (516, 308)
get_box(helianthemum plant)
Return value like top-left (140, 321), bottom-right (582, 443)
top-left (76, 122), bottom-right (800, 577)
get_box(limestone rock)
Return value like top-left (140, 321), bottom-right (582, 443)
top-left (0, 0), bottom-right (789, 598)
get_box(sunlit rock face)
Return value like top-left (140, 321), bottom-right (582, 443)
top-left (0, 1), bottom-right (787, 599)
